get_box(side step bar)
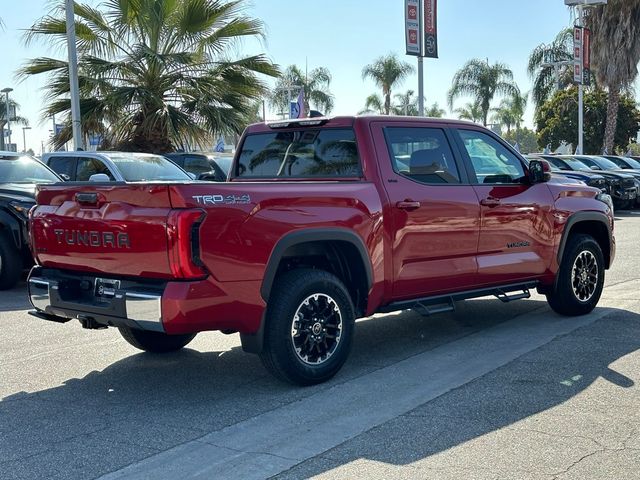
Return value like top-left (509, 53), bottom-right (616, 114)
top-left (378, 281), bottom-right (538, 315)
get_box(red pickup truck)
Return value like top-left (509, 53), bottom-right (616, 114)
top-left (28, 117), bottom-right (615, 385)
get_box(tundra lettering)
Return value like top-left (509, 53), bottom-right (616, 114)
top-left (53, 229), bottom-right (130, 249)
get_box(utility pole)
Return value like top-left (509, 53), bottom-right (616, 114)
top-left (65, 0), bottom-right (83, 150)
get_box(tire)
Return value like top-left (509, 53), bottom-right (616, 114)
top-left (259, 269), bottom-right (356, 386)
top-left (0, 233), bottom-right (22, 290)
top-left (546, 234), bottom-right (605, 316)
top-left (118, 326), bottom-right (196, 353)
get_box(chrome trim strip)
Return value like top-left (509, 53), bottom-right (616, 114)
top-left (125, 292), bottom-right (163, 332)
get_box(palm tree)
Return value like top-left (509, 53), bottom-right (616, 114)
top-left (528, 29), bottom-right (574, 109)
top-left (359, 94), bottom-right (385, 115)
top-left (393, 90), bottom-right (419, 116)
top-left (491, 92), bottom-right (528, 134)
top-left (362, 54), bottom-right (414, 115)
top-left (587, 0), bottom-right (640, 153)
top-left (447, 59), bottom-right (519, 126)
top-left (271, 65), bottom-right (334, 117)
top-left (425, 103), bottom-right (446, 118)
top-left (0, 100), bottom-right (28, 150)
top-left (454, 101), bottom-right (483, 123)
top-left (20, 0), bottom-right (280, 152)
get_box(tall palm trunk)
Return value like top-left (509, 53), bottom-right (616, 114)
top-left (603, 86), bottom-right (620, 154)
top-left (384, 91), bottom-right (391, 115)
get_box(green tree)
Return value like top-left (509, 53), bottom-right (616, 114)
top-left (393, 90), bottom-right (419, 116)
top-left (362, 54), bottom-right (414, 115)
top-left (535, 86), bottom-right (640, 154)
top-left (448, 59), bottom-right (519, 126)
top-left (425, 102), bottom-right (446, 118)
top-left (359, 94), bottom-right (385, 115)
top-left (491, 92), bottom-right (527, 134)
top-left (454, 101), bottom-right (483, 123)
top-left (0, 100), bottom-right (29, 150)
top-left (271, 65), bottom-right (334, 117)
top-left (587, 0), bottom-right (640, 154)
top-left (528, 29), bottom-right (574, 109)
top-left (20, 0), bottom-right (279, 152)
top-left (503, 128), bottom-right (539, 154)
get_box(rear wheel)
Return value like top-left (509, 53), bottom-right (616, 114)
top-left (0, 234), bottom-right (22, 290)
top-left (118, 326), bottom-right (196, 353)
top-left (260, 269), bottom-right (355, 386)
top-left (546, 234), bottom-right (604, 316)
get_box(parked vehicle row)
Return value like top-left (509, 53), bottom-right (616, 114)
top-left (528, 154), bottom-right (640, 210)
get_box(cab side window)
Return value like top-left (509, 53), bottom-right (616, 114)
top-left (48, 157), bottom-right (76, 180)
top-left (384, 127), bottom-right (461, 184)
top-left (457, 129), bottom-right (526, 184)
top-left (184, 156), bottom-right (211, 175)
top-left (76, 158), bottom-right (114, 181)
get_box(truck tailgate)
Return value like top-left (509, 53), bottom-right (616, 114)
top-left (31, 184), bottom-right (175, 278)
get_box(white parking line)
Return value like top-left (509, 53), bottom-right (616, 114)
top-left (99, 293), bottom-right (636, 480)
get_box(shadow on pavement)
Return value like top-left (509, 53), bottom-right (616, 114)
top-left (275, 309), bottom-right (640, 478)
top-left (2, 299), bottom-right (636, 479)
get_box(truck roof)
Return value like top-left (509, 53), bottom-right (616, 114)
top-left (245, 115), bottom-right (480, 134)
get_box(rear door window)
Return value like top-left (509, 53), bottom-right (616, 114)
top-left (184, 156), bottom-right (212, 175)
top-left (76, 157), bottom-right (115, 181)
top-left (235, 128), bottom-right (361, 178)
top-left (48, 156), bottom-right (76, 180)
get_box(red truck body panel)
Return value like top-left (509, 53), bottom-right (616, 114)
top-left (29, 116), bottom-right (615, 337)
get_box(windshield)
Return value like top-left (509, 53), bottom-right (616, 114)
top-left (591, 157), bottom-right (620, 170)
top-left (0, 156), bottom-right (60, 183)
top-left (613, 157), bottom-right (640, 169)
top-left (210, 156), bottom-right (232, 175)
top-left (557, 157), bottom-right (592, 171)
top-left (105, 153), bottom-right (191, 181)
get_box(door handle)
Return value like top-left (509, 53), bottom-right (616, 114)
top-left (396, 200), bottom-right (421, 210)
top-left (480, 197), bottom-right (501, 207)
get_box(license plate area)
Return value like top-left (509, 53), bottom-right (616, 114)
top-left (94, 278), bottom-right (121, 301)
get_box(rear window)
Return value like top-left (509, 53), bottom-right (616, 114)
top-left (235, 129), bottom-right (361, 178)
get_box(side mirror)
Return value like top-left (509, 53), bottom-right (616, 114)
top-left (88, 173), bottom-right (111, 182)
top-left (528, 159), bottom-right (551, 184)
top-left (197, 171), bottom-right (223, 182)
top-left (59, 174), bottom-right (70, 181)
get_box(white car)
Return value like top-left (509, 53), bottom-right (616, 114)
top-left (42, 151), bottom-right (193, 182)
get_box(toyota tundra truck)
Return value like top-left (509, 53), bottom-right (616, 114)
top-left (27, 117), bottom-right (615, 385)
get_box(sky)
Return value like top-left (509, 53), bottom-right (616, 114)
top-left (0, 0), bottom-right (619, 153)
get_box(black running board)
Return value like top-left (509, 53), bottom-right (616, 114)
top-left (378, 281), bottom-right (538, 315)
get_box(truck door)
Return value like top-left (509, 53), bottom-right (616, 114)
top-left (452, 127), bottom-right (555, 285)
top-left (372, 122), bottom-right (480, 300)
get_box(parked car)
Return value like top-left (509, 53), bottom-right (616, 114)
top-left (542, 155), bottom-right (636, 209)
top-left (164, 152), bottom-right (233, 182)
top-left (565, 156), bottom-right (639, 209)
top-left (526, 154), bottom-right (607, 192)
top-left (0, 151), bottom-right (62, 289)
top-left (28, 117), bottom-right (615, 385)
top-left (42, 151), bottom-right (193, 182)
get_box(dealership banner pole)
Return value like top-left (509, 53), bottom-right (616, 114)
top-left (418, 57), bottom-right (424, 116)
top-left (577, 5), bottom-right (584, 154)
top-left (65, 0), bottom-right (83, 151)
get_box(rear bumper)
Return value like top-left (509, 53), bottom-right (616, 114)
top-left (28, 269), bottom-right (164, 332)
top-left (27, 267), bottom-right (265, 335)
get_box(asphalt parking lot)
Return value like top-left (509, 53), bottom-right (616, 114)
top-left (2, 212), bottom-right (640, 480)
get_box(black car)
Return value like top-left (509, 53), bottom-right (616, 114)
top-left (529, 155), bottom-right (607, 192)
top-left (164, 152), bottom-right (232, 182)
top-left (566, 156), bottom-right (639, 208)
top-left (545, 155), bottom-right (637, 209)
top-left (0, 153), bottom-right (62, 289)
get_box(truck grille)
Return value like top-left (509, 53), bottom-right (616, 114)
top-left (622, 178), bottom-right (636, 189)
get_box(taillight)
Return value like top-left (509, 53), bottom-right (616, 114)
top-left (166, 209), bottom-right (207, 279)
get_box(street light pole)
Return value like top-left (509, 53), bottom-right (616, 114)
top-left (65, 0), bottom-right (83, 150)
top-left (22, 126), bottom-right (31, 153)
top-left (577, 4), bottom-right (584, 155)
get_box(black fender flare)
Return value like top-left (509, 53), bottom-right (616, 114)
top-left (259, 228), bottom-right (373, 302)
top-left (241, 228), bottom-right (373, 354)
top-left (557, 211), bottom-right (612, 266)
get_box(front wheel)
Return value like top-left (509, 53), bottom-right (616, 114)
top-left (118, 326), bottom-right (196, 353)
top-left (546, 234), bottom-right (605, 316)
top-left (260, 269), bottom-right (356, 386)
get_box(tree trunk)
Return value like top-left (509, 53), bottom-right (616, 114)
top-left (603, 86), bottom-right (620, 155)
top-left (384, 93), bottom-right (391, 115)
